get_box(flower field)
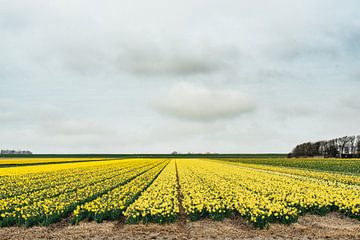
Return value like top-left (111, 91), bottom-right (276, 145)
top-left (0, 158), bottom-right (359, 228)
top-left (0, 158), bottom-right (114, 167)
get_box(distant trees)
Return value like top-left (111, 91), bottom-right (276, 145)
top-left (291, 142), bottom-right (320, 157)
top-left (0, 149), bottom-right (32, 155)
top-left (291, 135), bottom-right (360, 158)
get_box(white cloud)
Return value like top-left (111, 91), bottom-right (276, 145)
top-left (151, 82), bottom-right (255, 121)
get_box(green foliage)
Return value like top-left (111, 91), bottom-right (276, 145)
top-left (220, 158), bottom-right (360, 175)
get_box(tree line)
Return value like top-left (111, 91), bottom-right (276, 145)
top-left (290, 135), bottom-right (360, 158)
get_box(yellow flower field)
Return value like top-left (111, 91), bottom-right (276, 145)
top-left (0, 159), bottom-right (131, 176)
top-left (0, 158), bottom-right (359, 228)
top-left (0, 158), bottom-right (114, 166)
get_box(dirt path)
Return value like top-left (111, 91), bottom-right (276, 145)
top-left (0, 212), bottom-right (359, 240)
top-left (175, 160), bottom-right (190, 238)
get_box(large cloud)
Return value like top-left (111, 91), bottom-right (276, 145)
top-left (151, 82), bottom-right (255, 121)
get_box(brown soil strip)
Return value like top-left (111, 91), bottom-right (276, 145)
top-left (0, 212), bottom-right (359, 239)
top-left (174, 160), bottom-right (190, 238)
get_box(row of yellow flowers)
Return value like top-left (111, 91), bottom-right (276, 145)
top-left (0, 158), bottom-right (110, 166)
top-left (124, 160), bottom-right (179, 224)
top-left (0, 159), bottom-right (127, 176)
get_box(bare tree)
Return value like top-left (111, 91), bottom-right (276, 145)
top-left (337, 136), bottom-right (353, 157)
top-left (291, 135), bottom-right (359, 158)
top-left (347, 136), bottom-right (356, 155)
top-left (356, 135), bottom-right (360, 156)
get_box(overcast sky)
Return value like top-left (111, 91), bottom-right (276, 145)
top-left (1, 0), bottom-right (359, 153)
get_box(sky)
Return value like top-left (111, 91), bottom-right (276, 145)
top-left (0, 0), bottom-right (359, 154)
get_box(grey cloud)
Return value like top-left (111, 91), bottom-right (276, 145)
top-left (117, 43), bottom-right (238, 77)
top-left (1, 1), bottom-right (240, 78)
top-left (2, 0), bottom-right (359, 81)
top-left (151, 82), bottom-right (255, 122)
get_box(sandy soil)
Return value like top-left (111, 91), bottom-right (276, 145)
top-left (0, 212), bottom-right (359, 240)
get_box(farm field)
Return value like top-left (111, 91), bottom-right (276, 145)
top-left (0, 157), bottom-right (117, 167)
top-left (221, 157), bottom-right (360, 175)
top-left (1, 157), bottom-right (360, 238)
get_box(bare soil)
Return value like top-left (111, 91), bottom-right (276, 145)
top-left (0, 212), bottom-right (359, 240)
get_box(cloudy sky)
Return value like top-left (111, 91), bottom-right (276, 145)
top-left (1, 0), bottom-right (359, 153)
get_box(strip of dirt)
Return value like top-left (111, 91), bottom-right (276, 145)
top-left (174, 160), bottom-right (190, 238)
top-left (174, 160), bottom-right (187, 224)
top-left (0, 212), bottom-right (359, 240)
